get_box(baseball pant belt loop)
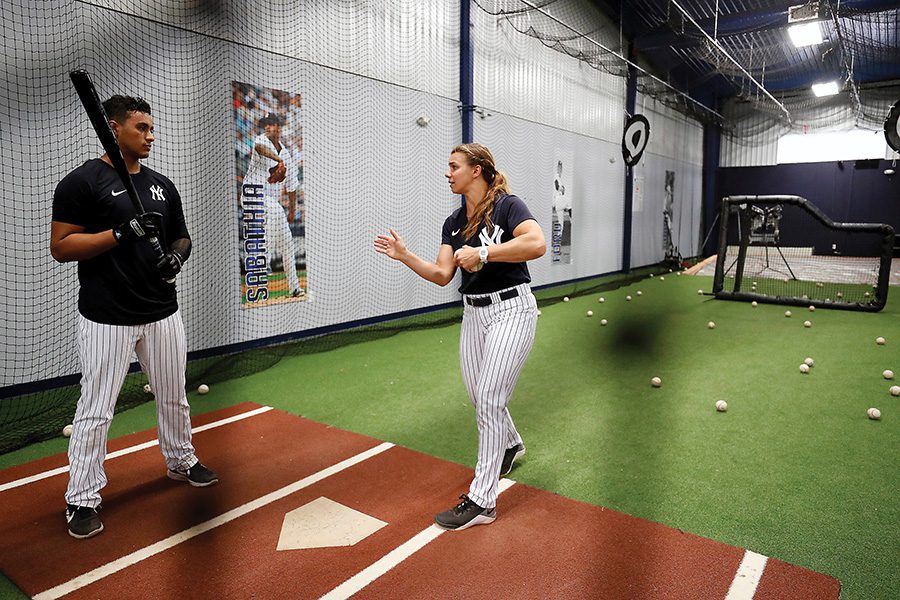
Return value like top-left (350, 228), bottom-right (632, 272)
top-left (464, 287), bottom-right (520, 307)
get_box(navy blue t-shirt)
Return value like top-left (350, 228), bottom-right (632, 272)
top-left (441, 194), bottom-right (536, 295)
top-left (52, 159), bottom-right (189, 325)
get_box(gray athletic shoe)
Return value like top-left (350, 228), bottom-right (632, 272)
top-left (167, 461), bottom-right (219, 487)
top-left (66, 504), bottom-right (103, 539)
top-left (434, 495), bottom-right (496, 531)
top-left (500, 443), bottom-right (526, 476)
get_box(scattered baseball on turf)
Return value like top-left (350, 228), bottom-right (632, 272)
top-left (751, 301), bottom-right (758, 307)
top-left (636, 291), bottom-right (643, 296)
top-left (784, 310), bottom-right (792, 317)
top-left (650, 273), bottom-right (654, 277)
top-left (799, 364), bottom-right (810, 373)
top-left (143, 383), bottom-right (152, 393)
top-left (626, 295), bottom-right (632, 301)
top-left (890, 385), bottom-right (900, 397)
top-left (651, 376), bottom-right (662, 387)
top-left (803, 320), bottom-right (812, 328)
top-left (883, 370), bottom-right (895, 380)
top-left (598, 297), bottom-right (605, 303)
top-left (600, 319), bottom-right (608, 326)
top-left (804, 357), bottom-right (814, 367)
top-left (62, 424), bottom-right (73, 437)
top-left (707, 321), bottom-right (716, 329)
top-left (198, 384), bottom-right (210, 394)
top-left (563, 296), bottom-right (569, 302)
top-left (864, 291), bottom-right (870, 298)
top-left (697, 289), bottom-right (703, 295)
top-left (867, 407), bottom-right (881, 420)
top-left (809, 305), bottom-right (815, 312)
top-left (586, 310), bottom-right (593, 317)
top-left (715, 400), bottom-right (728, 412)
top-left (537, 310), bottom-right (541, 316)
top-left (660, 276), bottom-right (665, 281)
top-left (875, 337), bottom-right (885, 345)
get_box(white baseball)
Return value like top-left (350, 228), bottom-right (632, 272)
top-left (198, 384), bottom-right (210, 394)
top-left (598, 297), bottom-right (605, 303)
top-left (889, 385), bottom-right (900, 397)
top-left (563, 296), bottom-right (570, 302)
top-left (626, 295), bottom-right (632, 301)
top-left (636, 291), bottom-right (643, 296)
top-left (751, 301), bottom-right (758, 307)
top-left (651, 376), bottom-right (662, 387)
top-left (537, 309), bottom-right (542, 316)
top-left (707, 321), bottom-right (716, 329)
top-left (809, 305), bottom-right (815, 312)
top-left (143, 383), bottom-right (152, 393)
top-left (803, 320), bottom-right (812, 328)
top-left (804, 357), bottom-right (814, 367)
top-left (785, 310), bottom-right (792, 317)
top-left (799, 364), bottom-right (810, 373)
top-left (883, 370), bottom-right (895, 380)
top-left (875, 337), bottom-right (885, 345)
top-left (586, 310), bottom-right (593, 317)
top-left (600, 319), bottom-right (608, 326)
top-left (62, 424), bottom-right (73, 437)
top-left (867, 407), bottom-right (881, 420)
top-left (715, 400), bottom-right (728, 412)
top-left (697, 289), bottom-right (703, 295)
top-left (659, 276), bottom-right (665, 281)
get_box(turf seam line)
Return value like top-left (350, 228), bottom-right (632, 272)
top-left (0, 405), bottom-right (273, 493)
top-left (319, 478), bottom-right (517, 600)
top-left (32, 440), bottom-right (394, 600)
top-left (724, 550), bottom-right (768, 600)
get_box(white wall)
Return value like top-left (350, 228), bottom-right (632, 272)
top-left (630, 94), bottom-right (704, 267)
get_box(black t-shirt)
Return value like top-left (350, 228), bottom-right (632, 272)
top-left (441, 193), bottom-right (536, 295)
top-left (52, 159), bottom-right (189, 325)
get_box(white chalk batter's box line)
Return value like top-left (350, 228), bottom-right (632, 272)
top-left (6, 404), bottom-right (771, 600)
top-left (0, 405), bottom-right (274, 493)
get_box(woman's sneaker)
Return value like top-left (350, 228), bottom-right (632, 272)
top-left (65, 504), bottom-right (103, 539)
top-left (434, 495), bottom-right (496, 531)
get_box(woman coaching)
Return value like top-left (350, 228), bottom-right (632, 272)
top-left (374, 143), bottom-right (545, 530)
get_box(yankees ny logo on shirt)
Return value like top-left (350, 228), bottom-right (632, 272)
top-left (478, 226), bottom-right (504, 247)
top-left (150, 184), bottom-right (166, 203)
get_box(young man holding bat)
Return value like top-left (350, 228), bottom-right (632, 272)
top-left (51, 95), bottom-right (217, 539)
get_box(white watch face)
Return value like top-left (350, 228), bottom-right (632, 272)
top-left (479, 247), bottom-right (489, 261)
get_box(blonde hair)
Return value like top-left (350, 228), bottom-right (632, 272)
top-left (452, 143), bottom-right (510, 239)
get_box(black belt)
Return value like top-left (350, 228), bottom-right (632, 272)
top-left (465, 288), bottom-right (519, 307)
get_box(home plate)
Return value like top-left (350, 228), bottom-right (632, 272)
top-left (276, 496), bottom-right (388, 550)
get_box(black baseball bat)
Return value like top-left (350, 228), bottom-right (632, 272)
top-left (69, 69), bottom-right (170, 268)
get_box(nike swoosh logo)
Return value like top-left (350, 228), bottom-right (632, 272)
top-left (451, 229), bottom-right (460, 236)
top-left (111, 189), bottom-right (126, 196)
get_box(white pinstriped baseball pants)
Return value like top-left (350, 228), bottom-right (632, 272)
top-left (265, 196), bottom-right (301, 294)
top-left (65, 311), bottom-right (197, 508)
top-left (460, 283), bottom-right (538, 509)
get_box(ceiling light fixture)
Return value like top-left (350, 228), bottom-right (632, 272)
top-left (788, 21), bottom-right (824, 47)
top-left (812, 81), bottom-right (840, 97)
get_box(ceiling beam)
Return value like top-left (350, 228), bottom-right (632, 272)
top-left (635, 0), bottom-right (899, 52)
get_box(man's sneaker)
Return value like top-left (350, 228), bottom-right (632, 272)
top-left (167, 461), bottom-right (219, 487)
top-left (65, 504), bottom-right (103, 539)
top-left (434, 495), bottom-right (496, 531)
top-left (500, 443), bottom-right (526, 476)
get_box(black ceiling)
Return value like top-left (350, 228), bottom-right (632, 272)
top-left (590, 0), bottom-right (900, 105)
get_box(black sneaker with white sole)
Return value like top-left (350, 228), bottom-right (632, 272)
top-left (434, 495), bottom-right (496, 531)
top-left (167, 461), bottom-right (219, 487)
top-left (500, 443), bottom-right (526, 476)
top-left (65, 504), bottom-right (103, 539)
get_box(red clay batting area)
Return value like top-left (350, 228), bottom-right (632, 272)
top-left (0, 403), bottom-right (839, 599)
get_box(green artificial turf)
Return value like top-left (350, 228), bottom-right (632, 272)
top-left (2, 272), bottom-right (897, 599)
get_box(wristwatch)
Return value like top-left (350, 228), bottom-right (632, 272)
top-left (478, 246), bottom-right (489, 264)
